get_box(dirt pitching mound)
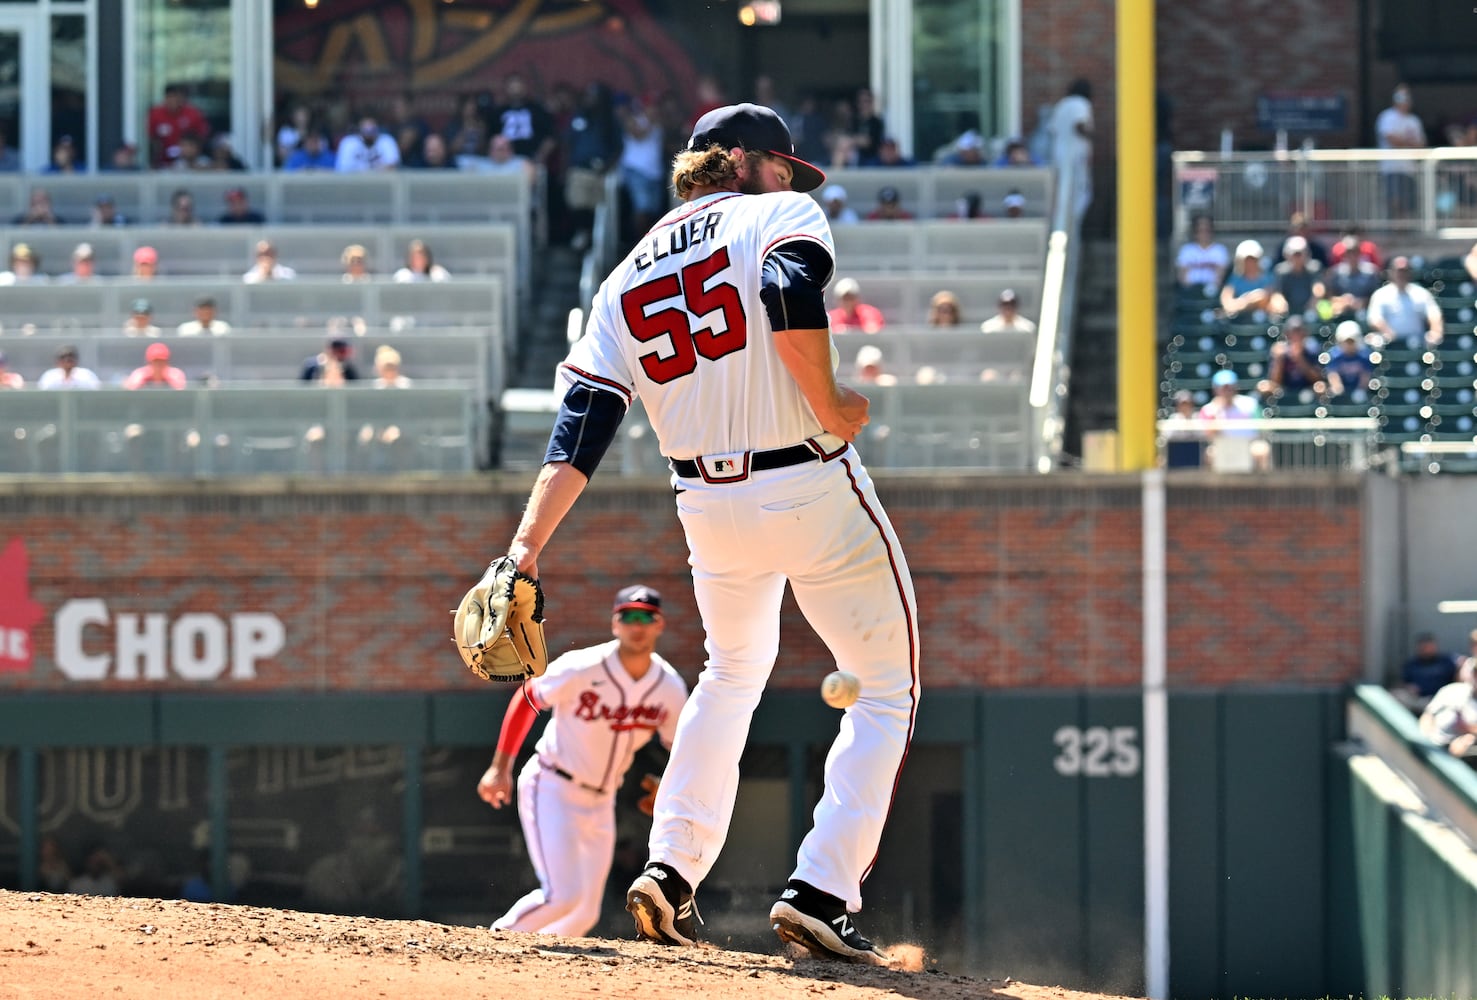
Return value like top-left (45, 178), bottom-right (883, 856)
top-left (0, 890), bottom-right (1140, 1000)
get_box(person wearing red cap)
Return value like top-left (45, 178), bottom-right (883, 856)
top-left (132, 246), bottom-right (159, 280)
top-left (476, 583), bottom-right (688, 938)
top-left (467, 102), bottom-right (918, 965)
top-left (123, 342), bottom-right (186, 390)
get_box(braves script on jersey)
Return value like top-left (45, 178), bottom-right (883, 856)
top-left (561, 191), bottom-right (839, 459)
top-left (531, 640), bottom-right (686, 791)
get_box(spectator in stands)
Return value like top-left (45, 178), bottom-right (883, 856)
top-left (42, 134), bottom-right (82, 174)
top-left (122, 298), bottom-right (162, 338)
top-left (243, 240), bottom-right (298, 284)
top-left (939, 130), bottom-right (988, 167)
top-left (1419, 670), bottom-right (1477, 757)
top-left (341, 244), bottom-right (372, 283)
top-left (492, 72), bottom-right (557, 166)
top-left (994, 139), bottom-right (1038, 167)
top-left (928, 290), bottom-right (963, 327)
top-left (14, 188), bottom-right (63, 225)
top-left (107, 142), bottom-right (141, 173)
top-left (1263, 315), bottom-right (1326, 401)
top-left (132, 246), bottom-right (159, 280)
top-left (165, 188), bottom-right (199, 226)
top-left (1328, 225), bottom-right (1382, 269)
top-left (301, 337), bottom-right (361, 384)
top-left (0, 243), bottom-right (45, 285)
top-left (1325, 321), bottom-right (1375, 398)
top-left (1175, 214), bottom-right (1231, 293)
top-left (1271, 212), bottom-right (1332, 269)
top-left (1198, 369), bottom-right (1268, 470)
top-left (821, 184), bottom-right (859, 225)
top-left (219, 187), bottom-right (265, 225)
top-left (475, 134), bottom-right (535, 181)
top-left (275, 102), bottom-right (314, 166)
top-left (169, 132), bottom-right (213, 171)
top-left (1269, 236), bottom-right (1325, 318)
top-left (177, 296), bottom-right (232, 337)
top-left (0, 127), bottom-right (19, 172)
top-left (416, 133), bottom-right (456, 171)
top-left (1161, 389), bottom-right (1204, 468)
top-left (148, 83), bottom-right (210, 167)
top-left (1396, 632), bottom-right (1462, 712)
top-left (1048, 78), bottom-right (1094, 220)
top-left (874, 137), bottom-right (913, 168)
top-left (617, 95), bottom-right (668, 240)
top-left (1321, 238), bottom-right (1383, 321)
top-left (123, 342), bottom-right (186, 390)
top-left (789, 93), bottom-right (830, 168)
top-left (563, 81), bottom-right (620, 249)
top-left (283, 131), bottom-right (336, 171)
top-left (55, 243), bottom-right (96, 284)
top-left (850, 88), bottom-right (885, 166)
top-left (0, 351), bottom-right (23, 390)
top-left (1367, 256), bottom-right (1444, 347)
top-left (394, 239), bottom-right (450, 283)
top-left (1376, 83), bottom-right (1426, 219)
top-left (828, 277), bottom-right (886, 334)
top-left (446, 92), bottom-right (491, 160)
top-left (336, 116), bottom-right (401, 172)
top-left (373, 345), bottom-right (413, 388)
top-left (210, 133), bottom-right (247, 171)
top-left (981, 288), bottom-right (1036, 334)
top-left (37, 346), bottom-right (101, 390)
top-left (750, 75), bottom-right (792, 128)
top-left (1001, 191), bottom-right (1027, 218)
top-left (865, 186), bottom-right (914, 221)
top-left (1220, 240), bottom-right (1274, 321)
top-left (91, 193), bottom-right (128, 228)
top-left (852, 344), bottom-right (896, 386)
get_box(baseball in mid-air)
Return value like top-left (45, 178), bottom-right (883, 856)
top-left (821, 670), bottom-right (861, 709)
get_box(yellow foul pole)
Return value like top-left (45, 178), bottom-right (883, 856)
top-left (1117, 0), bottom-right (1156, 470)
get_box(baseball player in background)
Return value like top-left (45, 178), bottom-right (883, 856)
top-left (478, 585), bottom-right (688, 936)
top-left (468, 102), bottom-right (919, 964)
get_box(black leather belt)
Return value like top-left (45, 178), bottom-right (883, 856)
top-left (549, 764), bottom-right (603, 794)
top-left (670, 443), bottom-right (819, 479)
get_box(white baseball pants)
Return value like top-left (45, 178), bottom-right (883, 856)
top-left (649, 449), bottom-right (920, 912)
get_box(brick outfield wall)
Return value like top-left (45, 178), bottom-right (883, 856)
top-left (0, 474), bottom-right (1365, 693)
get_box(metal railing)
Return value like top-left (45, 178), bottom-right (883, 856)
top-left (1030, 156), bottom-right (1079, 472)
top-left (1157, 416), bottom-right (1382, 471)
top-left (1171, 148), bottom-right (1477, 240)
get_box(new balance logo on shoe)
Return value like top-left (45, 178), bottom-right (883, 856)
top-left (677, 900), bottom-right (693, 919)
top-left (649, 867), bottom-right (666, 880)
top-left (832, 914), bottom-right (853, 938)
top-left (780, 888), bottom-right (797, 900)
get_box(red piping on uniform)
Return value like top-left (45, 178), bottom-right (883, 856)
top-left (654, 193), bottom-right (744, 232)
top-left (838, 456), bottom-right (920, 889)
top-left (559, 363), bottom-right (633, 405)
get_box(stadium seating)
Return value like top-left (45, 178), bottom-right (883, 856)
top-left (830, 219), bottom-right (1047, 275)
top-left (0, 277), bottom-right (503, 337)
top-left (0, 386), bottom-right (478, 475)
top-left (0, 330), bottom-right (500, 399)
top-left (811, 167), bottom-right (1053, 221)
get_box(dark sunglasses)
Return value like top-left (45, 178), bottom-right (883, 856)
top-left (618, 609), bottom-right (658, 625)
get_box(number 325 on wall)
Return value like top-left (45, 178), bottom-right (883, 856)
top-left (1053, 725), bottom-right (1141, 777)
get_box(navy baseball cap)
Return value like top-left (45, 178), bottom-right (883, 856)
top-left (687, 103), bottom-right (826, 193)
top-left (613, 585), bottom-right (662, 613)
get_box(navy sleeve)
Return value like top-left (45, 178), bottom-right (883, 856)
top-left (760, 239), bottom-right (834, 332)
top-left (542, 382), bottom-right (627, 478)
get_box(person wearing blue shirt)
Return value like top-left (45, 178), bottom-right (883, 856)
top-left (283, 132), bottom-right (336, 171)
top-left (1325, 321), bottom-right (1375, 398)
top-left (1399, 632), bottom-right (1463, 711)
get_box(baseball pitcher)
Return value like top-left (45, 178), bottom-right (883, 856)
top-left (478, 585), bottom-right (687, 936)
top-left (463, 103), bottom-right (920, 964)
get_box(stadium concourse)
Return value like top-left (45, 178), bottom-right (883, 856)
top-left (0, 890), bottom-right (1140, 1000)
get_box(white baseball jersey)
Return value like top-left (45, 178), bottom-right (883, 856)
top-left (493, 642), bottom-right (687, 937)
top-left (560, 190), bottom-right (835, 459)
top-left (529, 640), bottom-right (687, 792)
